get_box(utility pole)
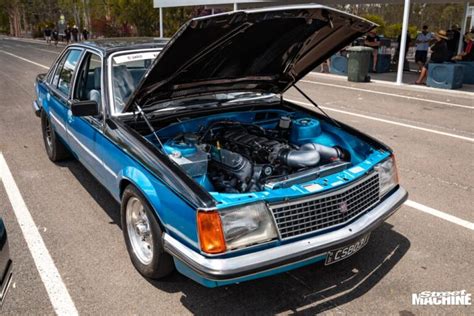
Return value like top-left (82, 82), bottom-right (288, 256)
top-left (396, 0), bottom-right (411, 85)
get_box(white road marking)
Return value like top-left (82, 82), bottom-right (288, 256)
top-left (286, 98), bottom-right (474, 142)
top-left (308, 71), bottom-right (474, 98)
top-left (0, 50), bottom-right (49, 69)
top-left (0, 153), bottom-right (78, 315)
top-left (32, 47), bottom-right (60, 54)
top-left (300, 79), bottom-right (474, 110)
top-left (405, 200), bottom-right (474, 231)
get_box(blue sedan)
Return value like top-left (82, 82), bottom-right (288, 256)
top-left (33, 5), bottom-right (408, 287)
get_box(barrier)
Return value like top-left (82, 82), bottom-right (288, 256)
top-left (369, 54), bottom-right (391, 73)
top-left (457, 61), bottom-right (474, 84)
top-left (426, 63), bottom-right (464, 89)
top-left (329, 55), bottom-right (348, 75)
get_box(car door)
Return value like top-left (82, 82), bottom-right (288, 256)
top-left (67, 51), bottom-right (107, 180)
top-left (47, 49), bottom-right (83, 142)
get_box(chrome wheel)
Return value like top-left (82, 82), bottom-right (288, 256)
top-left (126, 197), bottom-right (153, 265)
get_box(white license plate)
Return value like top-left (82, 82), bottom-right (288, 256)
top-left (325, 233), bottom-right (370, 265)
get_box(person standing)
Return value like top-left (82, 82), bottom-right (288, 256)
top-left (44, 26), bottom-right (52, 45)
top-left (64, 26), bottom-right (71, 44)
top-left (52, 29), bottom-right (59, 46)
top-left (415, 30), bottom-right (450, 85)
top-left (82, 28), bottom-right (89, 41)
top-left (71, 25), bottom-right (79, 42)
top-left (447, 24), bottom-right (461, 58)
top-left (364, 31), bottom-right (380, 72)
top-left (415, 25), bottom-right (433, 72)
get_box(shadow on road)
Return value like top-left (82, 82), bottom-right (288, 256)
top-left (62, 159), bottom-right (410, 315)
top-left (58, 160), bottom-right (121, 226)
top-left (151, 223), bottom-right (410, 314)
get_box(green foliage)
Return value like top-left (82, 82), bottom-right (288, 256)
top-left (362, 14), bottom-right (385, 35)
top-left (163, 8), bottom-right (195, 37)
top-left (385, 23), bottom-right (418, 40)
top-left (0, 2), bottom-right (468, 39)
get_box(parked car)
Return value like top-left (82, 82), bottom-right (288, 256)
top-left (0, 218), bottom-right (12, 303)
top-left (33, 5), bottom-right (408, 287)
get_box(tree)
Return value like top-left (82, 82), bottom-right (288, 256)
top-left (362, 14), bottom-right (386, 35)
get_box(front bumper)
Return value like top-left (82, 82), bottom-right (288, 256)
top-left (33, 100), bottom-right (41, 117)
top-left (164, 186), bottom-right (408, 286)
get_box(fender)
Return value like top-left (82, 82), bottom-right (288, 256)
top-left (117, 167), bottom-right (162, 221)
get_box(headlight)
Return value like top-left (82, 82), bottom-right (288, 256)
top-left (197, 202), bottom-right (278, 254)
top-left (220, 202), bottom-right (278, 250)
top-left (375, 156), bottom-right (399, 197)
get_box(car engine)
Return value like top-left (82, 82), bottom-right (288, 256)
top-left (163, 118), bottom-right (350, 193)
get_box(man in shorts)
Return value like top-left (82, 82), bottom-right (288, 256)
top-left (415, 25), bottom-right (433, 71)
top-left (44, 26), bottom-right (52, 45)
top-left (364, 31), bottom-right (380, 72)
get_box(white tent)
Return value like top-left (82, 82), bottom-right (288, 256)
top-left (153, 0), bottom-right (473, 85)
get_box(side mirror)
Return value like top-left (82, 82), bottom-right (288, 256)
top-left (70, 100), bottom-right (99, 117)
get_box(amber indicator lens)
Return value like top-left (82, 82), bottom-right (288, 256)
top-left (197, 211), bottom-right (226, 254)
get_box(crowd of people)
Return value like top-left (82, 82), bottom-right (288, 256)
top-left (414, 26), bottom-right (474, 85)
top-left (43, 25), bottom-right (90, 46)
top-left (321, 23), bottom-right (474, 85)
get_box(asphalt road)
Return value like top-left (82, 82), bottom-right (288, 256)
top-left (0, 37), bottom-right (473, 315)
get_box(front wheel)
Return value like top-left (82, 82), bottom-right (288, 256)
top-left (41, 111), bottom-right (70, 162)
top-left (121, 185), bottom-right (174, 279)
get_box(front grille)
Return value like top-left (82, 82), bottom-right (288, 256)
top-left (269, 172), bottom-right (380, 239)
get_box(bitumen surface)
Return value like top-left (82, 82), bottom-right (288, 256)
top-left (0, 36), bottom-right (473, 315)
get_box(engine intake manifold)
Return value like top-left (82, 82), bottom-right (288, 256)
top-left (279, 143), bottom-right (348, 169)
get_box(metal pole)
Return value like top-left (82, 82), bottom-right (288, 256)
top-left (396, 0), bottom-right (411, 85)
top-left (234, 3), bottom-right (238, 11)
top-left (159, 7), bottom-right (163, 38)
top-left (458, 2), bottom-right (469, 54)
top-left (471, 6), bottom-right (473, 30)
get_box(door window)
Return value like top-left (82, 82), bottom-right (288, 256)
top-left (53, 49), bottom-right (82, 96)
top-left (74, 52), bottom-right (102, 110)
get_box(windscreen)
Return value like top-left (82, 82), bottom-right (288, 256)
top-left (111, 51), bottom-right (159, 113)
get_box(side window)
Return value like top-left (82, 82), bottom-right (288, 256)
top-left (74, 52), bottom-right (102, 110)
top-left (55, 49), bottom-right (82, 96)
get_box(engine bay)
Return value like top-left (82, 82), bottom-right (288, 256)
top-left (144, 109), bottom-right (380, 194)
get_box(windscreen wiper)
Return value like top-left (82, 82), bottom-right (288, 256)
top-left (293, 84), bottom-right (341, 128)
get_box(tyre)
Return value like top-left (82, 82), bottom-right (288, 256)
top-left (41, 110), bottom-right (70, 162)
top-left (121, 185), bottom-right (174, 279)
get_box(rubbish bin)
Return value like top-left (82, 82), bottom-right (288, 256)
top-left (347, 46), bottom-right (373, 82)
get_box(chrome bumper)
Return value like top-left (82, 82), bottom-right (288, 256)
top-left (163, 186), bottom-right (408, 281)
top-left (32, 100), bottom-right (41, 117)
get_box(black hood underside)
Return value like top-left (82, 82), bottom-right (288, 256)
top-left (126, 5), bottom-right (375, 111)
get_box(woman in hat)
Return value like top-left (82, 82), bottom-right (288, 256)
top-left (452, 33), bottom-right (474, 62)
top-left (415, 30), bottom-right (450, 85)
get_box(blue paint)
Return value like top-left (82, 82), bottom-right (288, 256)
top-left (290, 117), bottom-right (322, 145)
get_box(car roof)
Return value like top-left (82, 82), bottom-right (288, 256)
top-left (71, 37), bottom-right (169, 55)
